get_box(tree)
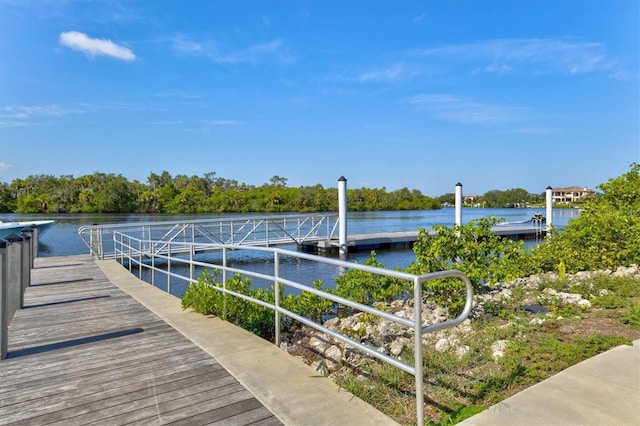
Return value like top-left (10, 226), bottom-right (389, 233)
top-left (531, 163), bottom-right (640, 273)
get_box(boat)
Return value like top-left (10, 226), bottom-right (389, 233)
top-left (0, 220), bottom-right (55, 240)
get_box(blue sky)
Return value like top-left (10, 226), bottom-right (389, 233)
top-left (1, 0), bottom-right (638, 197)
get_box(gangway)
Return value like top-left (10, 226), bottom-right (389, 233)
top-left (78, 214), bottom-right (339, 259)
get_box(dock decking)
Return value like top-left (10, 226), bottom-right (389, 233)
top-left (308, 225), bottom-right (546, 253)
top-left (0, 255), bottom-right (281, 425)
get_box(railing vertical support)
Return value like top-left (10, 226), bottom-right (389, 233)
top-left (151, 244), bottom-right (156, 287)
top-left (128, 236), bottom-right (132, 272)
top-left (190, 244), bottom-right (195, 283)
top-left (138, 238), bottom-right (142, 278)
top-left (274, 252), bottom-right (281, 347)
top-left (222, 247), bottom-right (227, 284)
top-left (167, 242), bottom-right (171, 295)
top-left (414, 276), bottom-right (424, 426)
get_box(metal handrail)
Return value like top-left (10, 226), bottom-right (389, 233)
top-left (107, 230), bottom-right (473, 425)
top-left (78, 214), bottom-right (340, 259)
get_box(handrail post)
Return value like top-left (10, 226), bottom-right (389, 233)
top-left (151, 242), bottom-right (156, 286)
top-left (190, 243), bottom-right (195, 283)
top-left (138, 237), bottom-right (142, 278)
top-left (274, 252), bottom-right (281, 347)
top-left (167, 241), bottom-right (171, 294)
top-left (222, 247), bottom-right (227, 284)
top-left (414, 276), bottom-right (424, 426)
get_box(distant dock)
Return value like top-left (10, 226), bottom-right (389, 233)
top-left (305, 224), bottom-right (546, 253)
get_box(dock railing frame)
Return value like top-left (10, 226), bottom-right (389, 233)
top-left (95, 228), bottom-right (474, 425)
top-left (78, 214), bottom-right (340, 260)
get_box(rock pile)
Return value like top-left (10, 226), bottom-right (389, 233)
top-left (280, 265), bottom-right (639, 374)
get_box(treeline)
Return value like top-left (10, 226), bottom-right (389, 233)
top-left (437, 188), bottom-right (547, 208)
top-left (0, 171), bottom-right (440, 214)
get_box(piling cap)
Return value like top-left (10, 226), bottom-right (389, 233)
top-left (2, 233), bottom-right (24, 243)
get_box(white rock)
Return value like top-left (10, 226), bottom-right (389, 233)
top-left (456, 345), bottom-right (470, 358)
top-left (435, 338), bottom-right (450, 352)
top-left (490, 341), bottom-right (508, 361)
top-left (390, 338), bottom-right (409, 357)
top-left (577, 299), bottom-right (592, 309)
top-left (529, 318), bottom-right (545, 326)
top-left (309, 335), bottom-right (330, 353)
top-left (324, 345), bottom-right (343, 371)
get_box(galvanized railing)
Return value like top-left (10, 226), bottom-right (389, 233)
top-left (78, 214), bottom-right (339, 260)
top-left (93, 227), bottom-right (474, 425)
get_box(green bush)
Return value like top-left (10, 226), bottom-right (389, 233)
top-left (532, 163), bottom-right (640, 273)
top-left (332, 253), bottom-right (411, 309)
top-left (181, 270), bottom-right (276, 339)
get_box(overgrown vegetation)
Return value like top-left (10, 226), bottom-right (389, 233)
top-left (180, 163), bottom-right (640, 425)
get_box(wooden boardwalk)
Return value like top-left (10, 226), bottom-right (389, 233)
top-left (0, 255), bottom-right (281, 425)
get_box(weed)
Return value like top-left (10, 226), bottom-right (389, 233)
top-left (623, 301), bottom-right (640, 329)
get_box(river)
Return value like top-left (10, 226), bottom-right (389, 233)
top-left (2, 208), bottom-right (579, 297)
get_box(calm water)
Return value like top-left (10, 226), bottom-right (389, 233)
top-left (2, 208), bottom-right (579, 297)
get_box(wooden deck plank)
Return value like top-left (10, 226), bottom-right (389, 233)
top-left (0, 255), bottom-right (281, 426)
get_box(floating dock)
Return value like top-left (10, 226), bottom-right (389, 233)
top-left (304, 225), bottom-right (546, 253)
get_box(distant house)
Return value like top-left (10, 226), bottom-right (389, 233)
top-left (463, 194), bottom-right (477, 204)
top-left (551, 186), bottom-right (595, 204)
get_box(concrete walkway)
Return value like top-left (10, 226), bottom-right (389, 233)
top-left (459, 339), bottom-right (640, 425)
top-left (96, 259), bottom-right (399, 426)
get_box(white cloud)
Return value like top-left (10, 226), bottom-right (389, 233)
top-left (59, 31), bottom-right (135, 61)
top-left (0, 162), bottom-right (13, 171)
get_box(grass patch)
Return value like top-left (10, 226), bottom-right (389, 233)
top-left (330, 274), bottom-right (640, 424)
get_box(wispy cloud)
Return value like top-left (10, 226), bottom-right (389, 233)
top-left (203, 120), bottom-right (246, 126)
top-left (166, 35), bottom-right (293, 65)
top-left (153, 91), bottom-right (204, 100)
top-left (59, 31), bottom-right (135, 61)
top-left (0, 104), bottom-right (84, 127)
top-left (408, 38), bottom-right (617, 76)
top-left (0, 162), bottom-right (13, 171)
top-left (1, 104), bottom-right (83, 118)
top-left (147, 119), bottom-right (246, 126)
top-left (404, 94), bottom-right (529, 126)
top-left (357, 63), bottom-right (416, 83)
